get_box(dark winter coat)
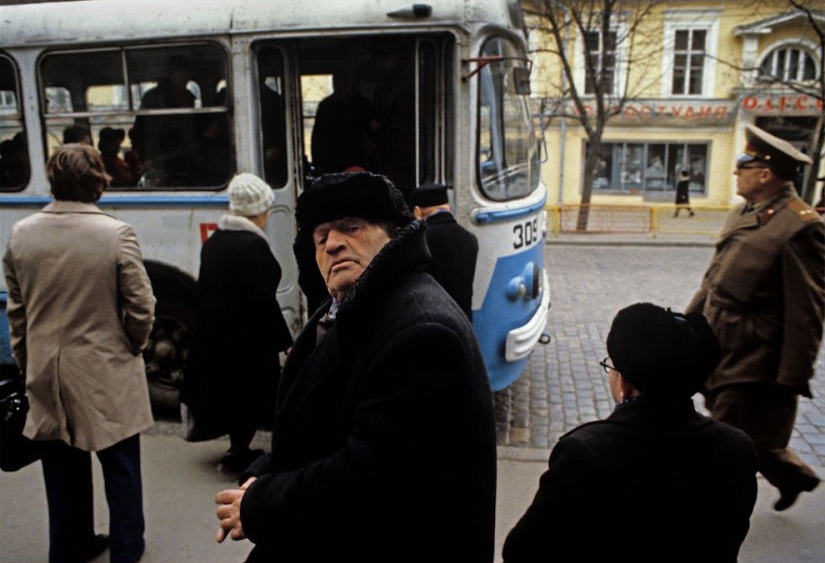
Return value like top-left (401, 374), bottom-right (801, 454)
top-left (503, 396), bottom-right (757, 563)
top-left (239, 220), bottom-right (497, 563)
top-left (182, 215), bottom-right (293, 435)
top-left (424, 211), bottom-right (479, 319)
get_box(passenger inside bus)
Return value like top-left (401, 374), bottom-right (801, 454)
top-left (98, 127), bottom-right (136, 187)
top-left (310, 70), bottom-right (372, 175)
top-left (131, 55), bottom-right (197, 186)
top-left (62, 124), bottom-right (92, 146)
top-left (0, 132), bottom-right (28, 188)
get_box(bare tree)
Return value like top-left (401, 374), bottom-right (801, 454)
top-left (523, 0), bottom-right (661, 230)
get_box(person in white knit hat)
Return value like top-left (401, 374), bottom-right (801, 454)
top-left (182, 172), bottom-right (293, 472)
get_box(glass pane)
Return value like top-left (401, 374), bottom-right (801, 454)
top-left (585, 32), bottom-right (600, 52)
top-left (622, 144), bottom-right (643, 191)
top-left (41, 50), bottom-right (124, 114)
top-left (672, 68), bottom-right (685, 94)
top-left (644, 144), bottom-right (666, 191)
top-left (802, 53), bottom-right (816, 80)
top-left (691, 30), bottom-right (706, 51)
top-left (257, 46), bottom-right (287, 187)
top-left (477, 37), bottom-right (538, 201)
top-left (125, 44), bottom-right (230, 187)
top-left (689, 67), bottom-right (703, 95)
top-left (776, 50), bottom-right (786, 80)
top-left (675, 30), bottom-right (688, 50)
top-left (687, 144), bottom-right (707, 192)
top-left (418, 41), bottom-right (436, 185)
top-left (0, 55), bottom-right (28, 191)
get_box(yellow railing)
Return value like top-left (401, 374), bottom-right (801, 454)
top-left (546, 203), bottom-right (736, 239)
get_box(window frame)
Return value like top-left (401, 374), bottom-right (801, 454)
top-left (37, 41), bottom-right (232, 191)
top-left (661, 10), bottom-right (720, 98)
top-left (574, 17), bottom-right (628, 98)
top-left (759, 45), bottom-right (818, 83)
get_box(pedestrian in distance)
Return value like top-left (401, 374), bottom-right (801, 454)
top-left (3, 143), bottom-right (156, 563)
top-left (503, 302), bottom-right (758, 563)
top-left (410, 182), bottom-right (479, 320)
top-left (214, 171), bottom-right (497, 562)
top-left (673, 169), bottom-right (695, 217)
top-left (686, 124), bottom-right (824, 511)
top-left (182, 172), bottom-right (293, 473)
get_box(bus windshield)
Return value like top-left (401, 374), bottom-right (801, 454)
top-left (477, 36), bottom-right (539, 202)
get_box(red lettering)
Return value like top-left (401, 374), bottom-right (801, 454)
top-left (715, 106), bottom-right (728, 119)
top-left (672, 106), bottom-right (682, 117)
top-left (796, 96), bottom-right (808, 110)
top-left (684, 106), bottom-right (696, 118)
top-left (699, 106), bottom-right (713, 118)
top-left (764, 99), bottom-right (775, 110)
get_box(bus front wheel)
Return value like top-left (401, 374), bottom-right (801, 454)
top-left (144, 297), bottom-right (195, 417)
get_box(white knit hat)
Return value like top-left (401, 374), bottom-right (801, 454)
top-left (228, 173), bottom-right (274, 217)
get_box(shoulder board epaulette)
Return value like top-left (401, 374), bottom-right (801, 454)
top-left (787, 199), bottom-right (820, 223)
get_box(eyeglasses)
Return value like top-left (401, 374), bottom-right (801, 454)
top-left (736, 163), bottom-right (769, 171)
top-left (599, 357), bottom-right (616, 374)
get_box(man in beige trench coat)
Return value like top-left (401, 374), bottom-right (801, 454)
top-left (687, 124), bottom-right (824, 512)
top-left (3, 143), bottom-right (156, 563)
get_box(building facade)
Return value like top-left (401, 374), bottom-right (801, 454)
top-left (526, 1), bottom-right (824, 207)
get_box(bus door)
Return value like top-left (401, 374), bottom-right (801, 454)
top-left (255, 34), bottom-right (453, 315)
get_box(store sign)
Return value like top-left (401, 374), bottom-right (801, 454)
top-left (569, 99), bottom-right (737, 127)
top-left (740, 94), bottom-right (824, 116)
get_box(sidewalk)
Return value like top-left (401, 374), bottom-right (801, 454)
top-left (1, 432), bottom-right (822, 563)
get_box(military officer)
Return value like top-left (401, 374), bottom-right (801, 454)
top-left (687, 124), bottom-right (824, 511)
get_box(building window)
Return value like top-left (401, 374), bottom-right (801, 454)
top-left (760, 47), bottom-right (817, 83)
top-left (662, 10), bottom-right (719, 97)
top-left (584, 30), bottom-right (616, 95)
top-left (589, 141), bottom-right (708, 195)
top-left (672, 29), bottom-right (706, 95)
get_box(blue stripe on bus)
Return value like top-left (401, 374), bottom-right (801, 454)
top-left (473, 240), bottom-right (545, 391)
top-left (0, 196), bottom-right (230, 207)
top-left (473, 195), bottom-right (547, 224)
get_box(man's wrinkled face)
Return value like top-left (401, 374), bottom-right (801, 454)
top-left (314, 217), bottom-right (391, 301)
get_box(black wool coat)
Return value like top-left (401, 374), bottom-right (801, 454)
top-left (424, 211), bottom-right (479, 319)
top-left (182, 222), bottom-right (293, 434)
top-left (503, 396), bottom-right (757, 563)
top-left (240, 220), bottom-right (497, 563)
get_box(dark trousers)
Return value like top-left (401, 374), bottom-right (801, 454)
top-left (41, 434), bottom-right (145, 563)
top-left (705, 384), bottom-right (819, 491)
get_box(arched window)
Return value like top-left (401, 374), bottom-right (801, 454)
top-left (759, 47), bottom-right (817, 82)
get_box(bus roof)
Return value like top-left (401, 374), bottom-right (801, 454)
top-left (0, 0), bottom-right (523, 48)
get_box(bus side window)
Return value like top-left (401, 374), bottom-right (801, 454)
top-left (0, 54), bottom-right (29, 191)
top-left (40, 43), bottom-right (231, 190)
top-left (257, 47), bottom-right (287, 187)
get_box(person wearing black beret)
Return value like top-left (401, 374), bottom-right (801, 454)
top-left (214, 172), bottom-right (497, 562)
top-left (410, 182), bottom-right (479, 319)
top-left (687, 124), bottom-right (824, 511)
top-left (503, 303), bottom-right (758, 563)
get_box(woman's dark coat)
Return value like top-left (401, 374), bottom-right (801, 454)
top-left (240, 220), bottom-right (497, 562)
top-left (503, 396), bottom-right (757, 563)
top-left (182, 217), bottom-right (293, 436)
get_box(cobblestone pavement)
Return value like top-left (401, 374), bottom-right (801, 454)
top-left (496, 241), bottom-right (825, 471)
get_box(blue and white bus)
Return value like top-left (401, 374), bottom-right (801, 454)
top-left (0, 0), bottom-right (549, 409)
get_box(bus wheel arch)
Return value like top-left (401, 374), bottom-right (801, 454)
top-left (144, 261), bottom-right (198, 417)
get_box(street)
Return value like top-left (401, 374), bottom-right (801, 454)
top-left (2, 242), bottom-right (824, 562)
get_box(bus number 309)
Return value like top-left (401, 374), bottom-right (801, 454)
top-left (513, 219), bottom-right (539, 249)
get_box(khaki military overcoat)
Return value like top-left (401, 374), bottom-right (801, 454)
top-left (687, 185), bottom-right (825, 397)
top-left (3, 201), bottom-right (156, 451)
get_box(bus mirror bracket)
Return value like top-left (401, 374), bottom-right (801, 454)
top-left (461, 56), bottom-right (532, 95)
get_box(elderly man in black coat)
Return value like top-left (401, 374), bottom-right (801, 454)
top-left (503, 303), bottom-right (758, 563)
top-left (410, 183), bottom-right (479, 319)
top-left (215, 172), bottom-right (497, 562)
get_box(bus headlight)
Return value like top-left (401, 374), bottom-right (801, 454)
top-left (506, 262), bottom-right (541, 301)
